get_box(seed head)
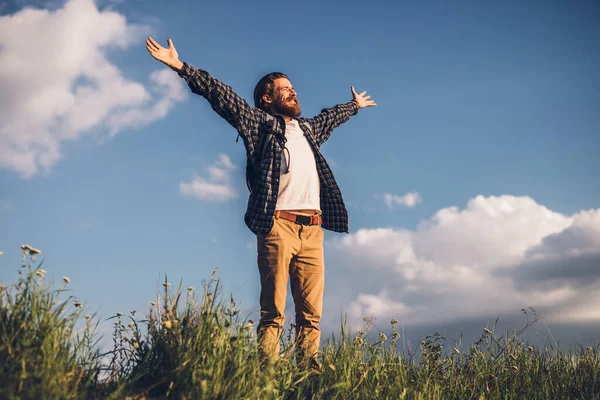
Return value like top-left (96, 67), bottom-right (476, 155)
top-left (63, 277), bottom-right (70, 283)
top-left (392, 332), bottom-right (401, 340)
top-left (128, 322), bottom-right (135, 328)
top-left (510, 353), bottom-right (517, 360)
top-left (84, 315), bottom-right (91, 320)
top-left (483, 328), bottom-right (493, 335)
top-left (163, 282), bottom-right (171, 287)
top-left (163, 320), bottom-right (172, 329)
top-left (74, 301), bottom-right (83, 309)
top-left (379, 333), bottom-right (388, 342)
top-left (35, 269), bottom-right (47, 278)
top-left (151, 302), bottom-right (156, 306)
top-left (391, 319), bottom-right (399, 328)
top-left (133, 342), bottom-right (140, 349)
top-left (116, 312), bottom-right (123, 317)
top-left (187, 286), bottom-right (194, 291)
top-left (453, 347), bottom-right (460, 354)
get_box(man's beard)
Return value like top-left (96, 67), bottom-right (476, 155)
top-left (272, 96), bottom-right (301, 118)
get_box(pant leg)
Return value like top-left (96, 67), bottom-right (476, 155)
top-left (289, 223), bottom-right (325, 362)
top-left (256, 216), bottom-right (301, 359)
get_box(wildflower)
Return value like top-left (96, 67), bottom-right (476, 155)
top-left (129, 322), bottom-right (135, 328)
top-left (21, 244), bottom-right (41, 255)
top-left (35, 269), bottom-right (47, 278)
top-left (163, 282), bottom-right (171, 287)
top-left (244, 322), bottom-right (253, 331)
top-left (116, 312), bottom-right (123, 317)
top-left (74, 301), bottom-right (83, 308)
top-left (187, 286), bottom-right (194, 291)
top-left (133, 342), bottom-right (140, 349)
top-left (453, 347), bottom-right (460, 354)
top-left (379, 333), bottom-right (388, 342)
top-left (114, 321), bottom-right (120, 326)
top-left (392, 332), bottom-right (401, 340)
top-left (391, 319), bottom-right (399, 328)
top-left (84, 315), bottom-right (91, 320)
top-left (483, 328), bottom-right (493, 335)
top-left (163, 320), bottom-right (172, 329)
top-left (63, 277), bottom-right (70, 283)
top-left (151, 302), bottom-right (156, 306)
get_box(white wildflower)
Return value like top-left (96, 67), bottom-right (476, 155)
top-left (63, 277), bottom-right (70, 283)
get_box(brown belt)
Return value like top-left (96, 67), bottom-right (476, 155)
top-left (274, 210), bottom-right (322, 226)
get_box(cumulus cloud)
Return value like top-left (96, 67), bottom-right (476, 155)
top-left (179, 154), bottom-right (238, 202)
top-left (0, 0), bottom-right (187, 178)
top-left (327, 195), bottom-right (600, 328)
top-left (383, 192), bottom-right (422, 209)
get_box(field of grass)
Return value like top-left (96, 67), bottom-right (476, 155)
top-left (1, 245), bottom-right (599, 399)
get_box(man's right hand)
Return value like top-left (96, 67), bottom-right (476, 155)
top-left (146, 37), bottom-right (184, 72)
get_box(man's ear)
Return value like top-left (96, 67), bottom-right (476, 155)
top-left (262, 93), bottom-right (273, 105)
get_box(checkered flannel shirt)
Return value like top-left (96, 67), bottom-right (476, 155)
top-left (178, 62), bottom-right (360, 235)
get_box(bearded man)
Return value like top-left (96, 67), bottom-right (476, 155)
top-left (146, 37), bottom-right (376, 370)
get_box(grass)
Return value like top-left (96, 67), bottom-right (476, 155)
top-left (1, 245), bottom-right (599, 399)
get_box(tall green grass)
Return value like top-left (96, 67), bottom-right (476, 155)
top-left (1, 245), bottom-right (599, 399)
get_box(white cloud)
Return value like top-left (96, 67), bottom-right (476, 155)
top-left (0, 0), bottom-right (187, 178)
top-left (383, 192), bottom-right (422, 209)
top-left (179, 153), bottom-right (238, 202)
top-left (327, 195), bottom-right (600, 328)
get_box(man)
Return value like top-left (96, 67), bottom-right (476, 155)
top-left (146, 37), bottom-right (376, 368)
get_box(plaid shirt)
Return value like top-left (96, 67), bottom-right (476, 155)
top-left (178, 63), bottom-right (360, 235)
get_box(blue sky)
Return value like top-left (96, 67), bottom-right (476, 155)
top-left (1, 0), bottom-right (599, 347)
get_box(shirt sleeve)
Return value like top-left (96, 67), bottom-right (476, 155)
top-left (308, 101), bottom-right (360, 146)
top-left (177, 62), bottom-right (267, 145)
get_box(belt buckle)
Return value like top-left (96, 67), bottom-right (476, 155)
top-left (295, 214), bottom-right (312, 225)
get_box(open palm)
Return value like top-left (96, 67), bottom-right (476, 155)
top-left (351, 86), bottom-right (377, 108)
top-left (146, 37), bottom-right (182, 71)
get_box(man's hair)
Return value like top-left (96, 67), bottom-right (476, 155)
top-left (253, 72), bottom-right (288, 112)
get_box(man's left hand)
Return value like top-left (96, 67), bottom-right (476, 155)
top-left (351, 86), bottom-right (377, 108)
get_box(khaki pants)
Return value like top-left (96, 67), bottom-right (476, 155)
top-left (256, 212), bottom-right (324, 362)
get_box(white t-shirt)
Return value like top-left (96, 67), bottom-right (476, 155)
top-left (275, 119), bottom-right (321, 211)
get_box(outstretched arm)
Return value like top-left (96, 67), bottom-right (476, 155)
top-left (145, 37), bottom-right (265, 142)
top-left (310, 86), bottom-right (376, 146)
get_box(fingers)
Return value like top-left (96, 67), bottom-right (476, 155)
top-left (168, 38), bottom-right (174, 49)
top-left (351, 86), bottom-right (357, 95)
top-left (146, 37), bottom-right (162, 51)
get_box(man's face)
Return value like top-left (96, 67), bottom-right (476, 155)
top-left (266, 78), bottom-right (301, 118)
